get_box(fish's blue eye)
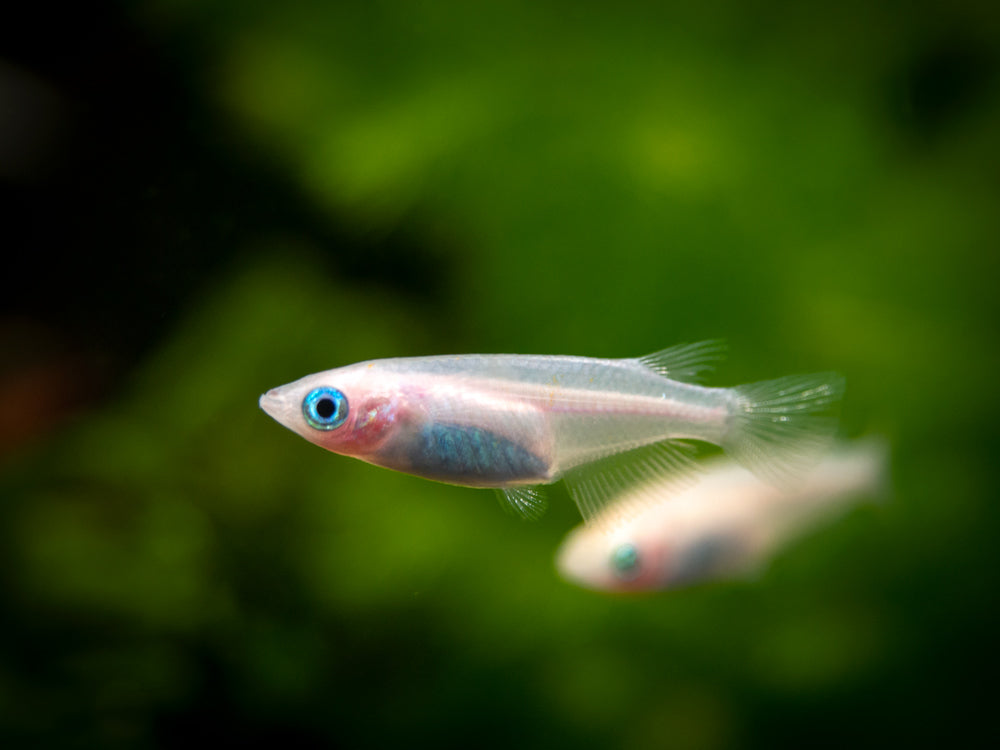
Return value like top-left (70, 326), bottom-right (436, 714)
top-left (302, 387), bottom-right (348, 430)
top-left (611, 543), bottom-right (641, 580)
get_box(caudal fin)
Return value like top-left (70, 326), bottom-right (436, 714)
top-left (727, 372), bottom-right (846, 483)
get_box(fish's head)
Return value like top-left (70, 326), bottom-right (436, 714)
top-left (259, 364), bottom-right (402, 457)
top-left (556, 525), bottom-right (667, 592)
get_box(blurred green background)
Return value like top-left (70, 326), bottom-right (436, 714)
top-left (2, 1), bottom-right (999, 747)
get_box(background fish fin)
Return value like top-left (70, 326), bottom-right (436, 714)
top-left (635, 339), bottom-right (727, 383)
top-left (563, 440), bottom-right (704, 526)
top-left (496, 486), bottom-right (548, 520)
top-left (727, 372), bottom-right (846, 484)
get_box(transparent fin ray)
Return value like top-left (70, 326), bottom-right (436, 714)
top-left (727, 372), bottom-right (846, 484)
top-left (635, 340), bottom-right (727, 383)
top-left (562, 439), bottom-right (702, 526)
top-left (496, 486), bottom-right (548, 520)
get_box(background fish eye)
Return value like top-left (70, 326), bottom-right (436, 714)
top-left (302, 387), bottom-right (349, 430)
top-left (611, 543), bottom-right (641, 580)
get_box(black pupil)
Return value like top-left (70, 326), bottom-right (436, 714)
top-left (316, 398), bottom-right (336, 419)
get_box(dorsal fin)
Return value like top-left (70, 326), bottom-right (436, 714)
top-left (636, 340), bottom-right (726, 383)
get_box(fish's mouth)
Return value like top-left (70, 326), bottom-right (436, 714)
top-left (555, 536), bottom-right (604, 590)
top-left (258, 388), bottom-right (286, 419)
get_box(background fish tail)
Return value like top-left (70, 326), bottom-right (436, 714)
top-left (726, 372), bottom-right (846, 483)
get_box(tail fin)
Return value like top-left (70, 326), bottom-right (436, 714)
top-left (726, 373), bottom-right (846, 483)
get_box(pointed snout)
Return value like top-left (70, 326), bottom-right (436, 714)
top-left (555, 533), bottom-right (608, 591)
top-left (258, 388), bottom-right (286, 420)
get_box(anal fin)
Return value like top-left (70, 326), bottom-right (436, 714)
top-left (563, 439), bottom-right (703, 526)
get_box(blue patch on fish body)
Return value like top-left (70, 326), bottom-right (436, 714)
top-left (669, 533), bottom-right (742, 584)
top-left (409, 422), bottom-right (548, 484)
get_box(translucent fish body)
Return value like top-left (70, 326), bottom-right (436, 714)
top-left (259, 342), bottom-right (844, 522)
top-left (556, 440), bottom-right (888, 591)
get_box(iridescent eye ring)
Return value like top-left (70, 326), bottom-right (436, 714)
top-left (611, 543), bottom-right (641, 580)
top-left (302, 387), bottom-right (349, 430)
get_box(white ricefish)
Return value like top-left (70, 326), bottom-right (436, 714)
top-left (258, 341), bottom-right (844, 521)
top-left (556, 439), bottom-right (888, 591)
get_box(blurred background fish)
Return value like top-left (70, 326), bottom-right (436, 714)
top-left (557, 439), bottom-right (888, 592)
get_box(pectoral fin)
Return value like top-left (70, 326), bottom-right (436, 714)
top-left (496, 486), bottom-right (548, 520)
